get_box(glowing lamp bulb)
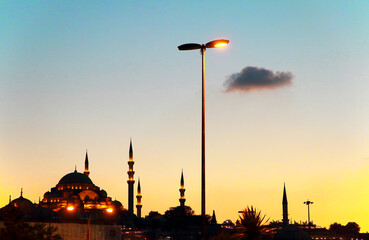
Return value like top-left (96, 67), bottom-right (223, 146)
top-left (67, 206), bottom-right (74, 211)
top-left (107, 208), bottom-right (113, 213)
top-left (214, 42), bottom-right (228, 48)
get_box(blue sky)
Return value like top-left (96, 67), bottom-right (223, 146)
top-left (1, 0), bottom-right (369, 231)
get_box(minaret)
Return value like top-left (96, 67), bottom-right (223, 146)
top-left (127, 139), bottom-right (135, 214)
top-left (9, 195), bottom-right (11, 203)
top-left (179, 170), bottom-right (186, 207)
top-left (211, 210), bottom-right (217, 224)
top-left (136, 178), bottom-right (142, 218)
top-left (283, 183), bottom-right (289, 225)
top-left (84, 150), bottom-right (90, 177)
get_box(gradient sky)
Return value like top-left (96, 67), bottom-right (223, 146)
top-left (1, 0), bottom-right (369, 232)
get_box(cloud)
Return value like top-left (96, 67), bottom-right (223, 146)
top-left (224, 66), bottom-right (293, 92)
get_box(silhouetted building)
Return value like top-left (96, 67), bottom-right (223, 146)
top-left (0, 190), bottom-right (121, 240)
top-left (272, 184), bottom-right (311, 240)
top-left (273, 225), bottom-right (311, 240)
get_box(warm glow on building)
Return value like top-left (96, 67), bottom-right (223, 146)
top-left (106, 208), bottom-right (113, 213)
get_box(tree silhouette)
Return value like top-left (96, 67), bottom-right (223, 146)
top-left (329, 222), bottom-right (360, 236)
top-left (164, 206), bottom-right (195, 231)
top-left (345, 222), bottom-right (360, 235)
top-left (233, 206), bottom-right (270, 240)
top-left (0, 222), bottom-right (63, 240)
top-left (0, 206), bottom-right (62, 240)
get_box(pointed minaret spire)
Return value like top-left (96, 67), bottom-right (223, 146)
top-left (129, 138), bottom-right (133, 159)
top-left (9, 195), bottom-right (11, 203)
top-left (283, 183), bottom-right (289, 225)
top-left (84, 150), bottom-right (90, 177)
top-left (179, 169), bottom-right (186, 207)
top-left (211, 210), bottom-right (217, 224)
top-left (20, 188), bottom-right (23, 197)
top-left (127, 139), bottom-right (135, 214)
top-left (136, 178), bottom-right (142, 218)
top-left (181, 169), bottom-right (184, 186)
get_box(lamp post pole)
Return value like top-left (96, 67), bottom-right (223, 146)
top-left (201, 46), bottom-right (206, 239)
top-left (87, 213), bottom-right (91, 240)
top-left (86, 208), bottom-right (113, 240)
top-left (67, 206), bottom-right (113, 240)
top-left (304, 200), bottom-right (313, 227)
top-left (178, 39), bottom-right (229, 240)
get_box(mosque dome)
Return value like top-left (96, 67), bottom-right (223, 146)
top-left (10, 196), bottom-right (34, 210)
top-left (112, 200), bottom-right (124, 210)
top-left (273, 225), bottom-right (311, 240)
top-left (112, 200), bottom-right (123, 207)
top-left (58, 170), bottom-right (93, 185)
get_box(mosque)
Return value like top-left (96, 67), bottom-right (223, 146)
top-left (39, 152), bottom-right (123, 213)
top-left (0, 140), bottom-right (142, 240)
top-left (4, 140), bottom-right (141, 215)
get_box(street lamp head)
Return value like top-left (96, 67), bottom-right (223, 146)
top-left (67, 205), bottom-right (74, 211)
top-left (205, 39), bottom-right (229, 48)
top-left (178, 39), bottom-right (229, 51)
top-left (178, 43), bottom-right (203, 51)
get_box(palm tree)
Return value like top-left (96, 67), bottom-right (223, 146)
top-left (233, 206), bottom-right (270, 240)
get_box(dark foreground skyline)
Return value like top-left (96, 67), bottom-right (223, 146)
top-left (1, 0), bottom-right (369, 232)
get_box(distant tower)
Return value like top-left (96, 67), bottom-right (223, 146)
top-left (283, 183), bottom-right (289, 225)
top-left (179, 170), bottom-right (186, 207)
top-left (9, 195), bottom-right (11, 203)
top-left (84, 150), bottom-right (90, 177)
top-left (127, 139), bottom-right (135, 214)
top-left (211, 210), bottom-right (217, 224)
top-left (136, 178), bottom-right (142, 218)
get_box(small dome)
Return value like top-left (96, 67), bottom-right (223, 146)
top-left (112, 200), bottom-right (123, 207)
top-left (10, 196), bottom-right (34, 210)
top-left (273, 225), bottom-right (311, 240)
top-left (58, 170), bottom-right (93, 185)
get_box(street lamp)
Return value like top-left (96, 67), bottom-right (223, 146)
top-left (178, 39), bottom-right (229, 240)
top-left (303, 200), bottom-right (313, 226)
